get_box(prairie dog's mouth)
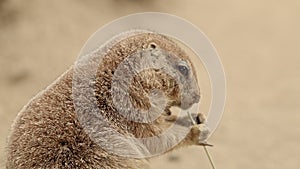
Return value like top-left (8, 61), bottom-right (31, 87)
top-left (164, 100), bottom-right (191, 116)
top-left (162, 99), bottom-right (199, 120)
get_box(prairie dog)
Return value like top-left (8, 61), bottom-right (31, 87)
top-left (6, 30), bottom-right (210, 169)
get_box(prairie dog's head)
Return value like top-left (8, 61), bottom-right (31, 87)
top-left (125, 41), bottom-right (200, 110)
top-left (94, 30), bottom-right (200, 122)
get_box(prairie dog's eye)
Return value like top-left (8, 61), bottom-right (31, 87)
top-left (177, 62), bottom-right (189, 76)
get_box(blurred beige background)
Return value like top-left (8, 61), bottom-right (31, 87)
top-left (0, 0), bottom-right (299, 168)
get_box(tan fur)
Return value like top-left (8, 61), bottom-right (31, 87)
top-left (6, 30), bottom-right (209, 169)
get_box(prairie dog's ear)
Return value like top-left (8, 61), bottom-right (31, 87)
top-left (148, 42), bottom-right (157, 50)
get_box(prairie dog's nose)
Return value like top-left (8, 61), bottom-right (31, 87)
top-left (192, 93), bottom-right (201, 103)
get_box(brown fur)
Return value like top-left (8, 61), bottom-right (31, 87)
top-left (6, 30), bottom-right (209, 169)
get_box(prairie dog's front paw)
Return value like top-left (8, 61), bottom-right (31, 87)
top-left (191, 123), bottom-right (210, 144)
top-left (191, 113), bottom-right (210, 144)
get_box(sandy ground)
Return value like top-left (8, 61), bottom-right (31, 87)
top-left (0, 0), bottom-right (300, 168)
